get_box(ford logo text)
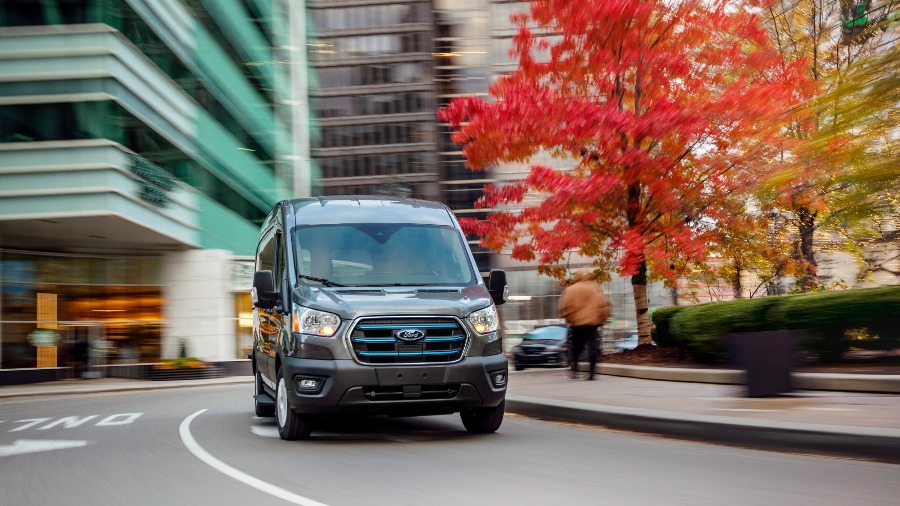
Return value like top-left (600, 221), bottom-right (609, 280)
top-left (395, 329), bottom-right (426, 342)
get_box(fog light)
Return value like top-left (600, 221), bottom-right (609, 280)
top-left (299, 378), bottom-right (319, 389)
top-left (490, 371), bottom-right (507, 388)
top-left (295, 376), bottom-right (324, 394)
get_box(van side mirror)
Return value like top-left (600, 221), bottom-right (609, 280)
top-left (251, 270), bottom-right (277, 309)
top-left (487, 269), bottom-right (508, 305)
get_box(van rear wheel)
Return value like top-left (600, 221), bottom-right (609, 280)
top-left (276, 370), bottom-right (312, 440)
top-left (460, 399), bottom-right (505, 433)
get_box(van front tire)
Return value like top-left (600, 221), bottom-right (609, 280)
top-left (460, 399), bottom-right (505, 433)
top-left (276, 370), bottom-right (312, 440)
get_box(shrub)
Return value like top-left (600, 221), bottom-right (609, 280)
top-left (770, 286), bottom-right (900, 360)
top-left (671, 296), bottom-right (788, 363)
top-left (651, 306), bottom-right (686, 347)
top-left (153, 357), bottom-right (208, 370)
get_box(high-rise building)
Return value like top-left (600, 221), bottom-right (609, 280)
top-left (433, 0), bottom-right (494, 273)
top-left (307, 0), bottom-right (440, 200)
top-left (0, 0), bottom-right (311, 371)
top-left (306, 0), bottom-right (497, 272)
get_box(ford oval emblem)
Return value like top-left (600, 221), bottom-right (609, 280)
top-left (395, 329), bottom-right (426, 342)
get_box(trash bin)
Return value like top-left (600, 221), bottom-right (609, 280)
top-left (728, 331), bottom-right (797, 397)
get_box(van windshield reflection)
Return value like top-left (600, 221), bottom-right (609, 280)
top-left (293, 223), bottom-right (476, 287)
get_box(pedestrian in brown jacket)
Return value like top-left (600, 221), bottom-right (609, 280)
top-left (559, 269), bottom-right (611, 380)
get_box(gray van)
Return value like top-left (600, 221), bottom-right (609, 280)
top-left (251, 196), bottom-right (509, 440)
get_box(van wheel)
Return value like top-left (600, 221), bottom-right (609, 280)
top-left (461, 399), bottom-right (505, 433)
top-left (254, 367), bottom-right (275, 418)
top-left (514, 363), bottom-right (524, 371)
top-left (276, 370), bottom-right (312, 440)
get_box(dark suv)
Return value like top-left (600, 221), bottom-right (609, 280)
top-left (512, 325), bottom-right (570, 370)
top-left (251, 196), bottom-right (509, 440)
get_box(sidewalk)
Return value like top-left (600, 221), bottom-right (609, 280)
top-left (2, 366), bottom-right (898, 463)
top-left (507, 367), bottom-right (900, 463)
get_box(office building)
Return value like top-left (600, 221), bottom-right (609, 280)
top-left (0, 0), bottom-right (311, 370)
top-left (307, 0), bottom-right (440, 200)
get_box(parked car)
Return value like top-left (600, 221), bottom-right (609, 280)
top-left (512, 325), bottom-right (570, 371)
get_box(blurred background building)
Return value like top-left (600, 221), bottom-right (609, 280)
top-left (0, 0), bottom-right (310, 369)
top-left (308, 0), bottom-right (440, 202)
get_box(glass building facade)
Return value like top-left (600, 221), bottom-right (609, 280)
top-left (0, 0), bottom-right (310, 370)
top-left (434, 0), bottom-right (494, 273)
top-left (308, 0), bottom-right (440, 200)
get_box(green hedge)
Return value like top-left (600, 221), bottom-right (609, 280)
top-left (650, 306), bottom-right (686, 347)
top-left (772, 286), bottom-right (900, 360)
top-left (658, 286), bottom-right (900, 363)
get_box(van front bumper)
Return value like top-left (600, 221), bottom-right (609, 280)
top-left (281, 355), bottom-right (508, 416)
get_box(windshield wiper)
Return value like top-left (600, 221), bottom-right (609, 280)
top-left (297, 274), bottom-right (345, 287)
top-left (352, 283), bottom-right (433, 287)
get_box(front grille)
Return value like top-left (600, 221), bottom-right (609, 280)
top-left (349, 316), bottom-right (467, 364)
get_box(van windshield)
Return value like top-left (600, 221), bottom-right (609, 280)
top-left (292, 223), bottom-right (476, 287)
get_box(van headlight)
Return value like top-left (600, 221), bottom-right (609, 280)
top-left (293, 305), bottom-right (341, 337)
top-left (468, 305), bottom-right (498, 334)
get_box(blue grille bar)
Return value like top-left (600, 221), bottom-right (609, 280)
top-left (356, 323), bottom-right (460, 330)
top-left (351, 336), bottom-right (464, 343)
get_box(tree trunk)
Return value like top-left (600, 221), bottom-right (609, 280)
top-left (632, 260), bottom-right (652, 346)
top-left (625, 181), bottom-right (652, 345)
top-left (732, 260), bottom-right (743, 299)
top-left (795, 205), bottom-right (818, 291)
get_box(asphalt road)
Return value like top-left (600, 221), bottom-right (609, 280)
top-left (1, 384), bottom-right (898, 506)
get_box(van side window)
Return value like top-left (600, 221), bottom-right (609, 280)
top-left (274, 232), bottom-right (286, 291)
top-left (257, 234), bottom-right (275, 273)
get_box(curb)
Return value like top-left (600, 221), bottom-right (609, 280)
top-left (596, 364), bottom-right (900, 394)
top-left (0, 376), bottom-right (252, 400)
top-left (505, 394), bottom-right (900, 464)
top-left (598, 364), bottom-right (744, 384)
top-left (792, 373), bottom-right (900, 394)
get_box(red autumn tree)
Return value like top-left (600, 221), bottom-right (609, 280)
top-left (439, 0), bottom-right (813, 344)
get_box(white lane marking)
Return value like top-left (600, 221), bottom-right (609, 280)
top-left (250, 425), bottom-right (280, 438)
top-left (96, 413), bottom-right (143, 426)
top-left (9, 419), bottom-right (51, 432)
top-left (7, 413), bottom-right (143, 432)
top-left (179, 410), bottom-right (330, 506)
top-left (799, 407), bottom-right (856, 412)
top-left (0, 439), bottom-right (89, 457)
top-left (39, 416), bottom-right (98, 430)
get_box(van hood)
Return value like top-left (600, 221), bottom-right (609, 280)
top-left (291, 284), bottom-right (492, 320)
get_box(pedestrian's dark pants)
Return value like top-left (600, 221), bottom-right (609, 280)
top-left (569, 325), bottom-right (599, 379)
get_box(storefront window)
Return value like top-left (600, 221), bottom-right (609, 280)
top-left (0, 250), bottom-right (164, 369)
top-left (234, 292), bottom-right (253, 360)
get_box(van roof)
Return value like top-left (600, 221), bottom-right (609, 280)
top-left (283, 196), bottom-right (456, 226)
